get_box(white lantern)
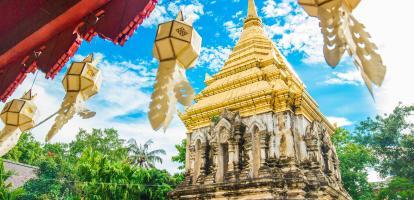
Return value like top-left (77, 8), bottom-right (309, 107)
top-left (153, 11), bottom-right (202, 69)
top-left (149, 11), bottom-right (202, 131)
top-left (46, 54), bottom-right (101, 141)
top-left (0, 90), bottom-right (38, 156)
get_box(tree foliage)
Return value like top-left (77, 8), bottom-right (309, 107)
top-left (332, 104), bottom-right (414, 200)
top-left (352, 104), bottom-right (414, 200)
top-left (355, 104), bottom-right (414, 179)
top-left (172, 139), bottom-right (186, 170)
top-left (2, 129), bottom-right (179, 200)
top-left (127, 139), bottom-right (166, 168)
top-left (376, 177), bottom-right (414, 200)
top-left (332, 128), bottom-right (376, 199)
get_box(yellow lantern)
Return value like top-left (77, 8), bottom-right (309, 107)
top-left (297, 0), bottom-right (386, 96)
top-left (148, 11), bottom-right (202, 131)
top-left (0, 90), bottom-right (38, 156)
top-left (46, 54), bottom-right (102, 141)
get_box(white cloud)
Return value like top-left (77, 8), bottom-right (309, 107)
top-left (142, 4), bottom-right (168, 28)
top-left (262, 0), bottom-right (293, 18)
top-left (262, 0), bottom-right (324, 64)
top-left (326, 116), bottom-right (353, 127)
top-left (142, 1), bottom-right (204, 28)
top-left (198, 46), bottom-right (232, 72)
top-left (224, 20), bottom-right (242, 41)
top-left (168, 2), bottom-right (204, 24)
top-left (324, 69), bottom-right (364, 86)
top-left (232, 11), bottom-right (243, 19)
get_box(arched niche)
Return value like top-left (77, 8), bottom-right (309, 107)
top-left (215, 124), bottom-right (231, 182)
top-left (247, 118), bottom-right (266, 178)
top-left (190, 131), bottom-right (207, 184)
top-left (193, 139), bottom-right (202, 184)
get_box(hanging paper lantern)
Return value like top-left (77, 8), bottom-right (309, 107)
top-left (46, 54), bottom-right (102, 141)
top-left (149, 11), bottom-right (202, 131)
top-left (298, 0), bottom-right (386, 96)
top-left (0, 90), bottom-right (37, 156)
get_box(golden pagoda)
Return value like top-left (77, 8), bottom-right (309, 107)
top-left (170, 0), bottom-right (351, 199)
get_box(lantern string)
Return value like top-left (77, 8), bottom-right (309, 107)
top-left (30, 71), bottom-right (39, 90)
top-left (31, 105), bottom-right (68, 130)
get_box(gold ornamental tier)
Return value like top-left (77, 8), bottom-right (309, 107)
top-left (179, 0), bottom-right (334, 133)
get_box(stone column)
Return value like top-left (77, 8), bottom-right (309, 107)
top-left (241, 132), bottom-right (252, 179)
top-left (228, 138), bottom-right (239, 181)
top-left (234, 134), bottom-right (241, 170)
top-left (204, 141), bottom-right (218, 184)
top-left (196, 143), bottom-right (207, 184)
top-left (259, 131), bottom-right (267, 166)
top-left (269, 132), bottom-right (276, 159)
top-left (228, 139), bottom-right (235, 171)
top-left (185, 132), bottom-right (191, 173)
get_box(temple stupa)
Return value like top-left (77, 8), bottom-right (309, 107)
top-left (169, 0), bottom-right (351, 199)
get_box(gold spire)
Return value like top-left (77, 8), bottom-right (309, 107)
top-left (244, 0), bottom-right (262, 28)
top-left (247, 0), bottom-right (259, 19)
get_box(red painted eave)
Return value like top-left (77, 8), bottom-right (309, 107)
top-left (0, 0), bottom-right (158, 102)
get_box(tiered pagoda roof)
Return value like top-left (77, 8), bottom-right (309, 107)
top-left (180, 0), bottom-right (333, 132)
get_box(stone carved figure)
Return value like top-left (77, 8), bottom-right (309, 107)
top-left (305, 121), bottom-right (325, 169)
top-left (277, 113), bottom-right (295, 160)
top-left (320, 129), bottom-right (334, 175)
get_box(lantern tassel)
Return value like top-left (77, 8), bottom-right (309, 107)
top-left (46, 93), bottom-right (80, 142)
top-left (0, 126), bottom-right (20, 156)
top-left (310, 0), bottom-right (386, 97)
top-left (148, 60), bottom-right (178, 131)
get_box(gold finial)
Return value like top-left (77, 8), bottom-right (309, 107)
top-left (247, 0), bottom-right (259, 19)
top-left (176, 10), bottom-right (184, 21)
top-left (82, 54), bottom-right (94, 63)
top-left (21, 89), bottom-right (36, 100)
top-left (244, 0), bottom-right (262, 28)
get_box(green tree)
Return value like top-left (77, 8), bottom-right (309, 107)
top-left (171, 139), bottom-right (186, 184)
top-left (332, 128), bottom-right (376, 199)
top-left (69, 129), bottom-right (127, 162)
top-left (0, 159), bottom-right (25, 200)
top-left (171, 139), bottom-right (186, 170)
top-left (127, 139), bottom-right (166, 168)
top-left (354, 104), bottom-right (414, 179)
top-left (1, 129), bottom-right (183, 199)
top-left (3, 133), bottom-right (43, 165)
top-left (21, 143), bottom-right (77, 200)
top-left (377, 177), bottom-right (414, 200)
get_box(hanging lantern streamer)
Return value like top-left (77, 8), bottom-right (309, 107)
top-left (46, 54), bottom-right (102, 142)
top-left (298, 0), bottom-right (386, 96)
top-left (148, 11), bottom-right (202, 131)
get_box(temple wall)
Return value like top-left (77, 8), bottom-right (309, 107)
top-left (174, 109), bottom-right (350, 199)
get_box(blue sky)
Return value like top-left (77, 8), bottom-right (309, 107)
top-left (1, 0), bottom-right (414, 177)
